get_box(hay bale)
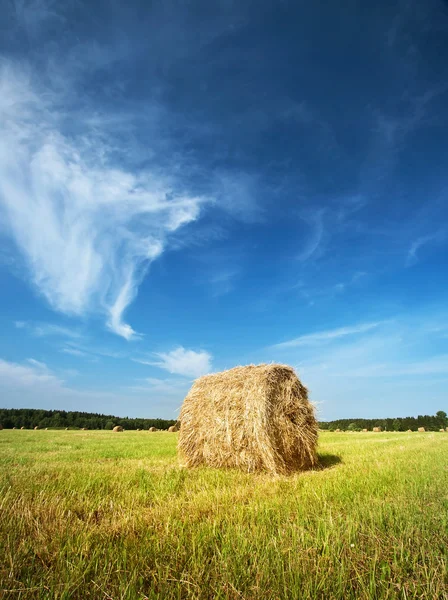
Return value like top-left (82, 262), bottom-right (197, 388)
top-left (13, 427), bottom-right (17, 430)
top-left (45, 428), bottom-right (48, 430)
top-left (362, 428), bottom-right (368, 432)
top-left (417, 427), bottom-right (425, 432)
top-left (65, 427), bottom-right (69, 430)
top-left (112, 425), bottom-right (123, 432)
top-left (168, 425), bottom-right (178, 432)
top-left (136, 428), bottom-right (141, 431)
top-left (81, 427), bottom-right (88, 431)
top-left (446, 427), bottom-right (448, 432)
top-left (21, 426), bottom-right (25, 430)
top-left (407, 429), bottom-right (412, 432)
top-left (335, 428), bottom-right (341, 432)
top-left (178, 364), bottom-right (317, 474)
top-left (148, 426), bottom-right (157, 432)
top-left (440, 429), bottom-right (445, 432)
top-left (34, 426), bottom-right (39, 430)
top-left (373, 427), bottom-right (382, 432)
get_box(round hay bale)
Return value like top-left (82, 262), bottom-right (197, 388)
top-left (136, 428), bottom-right (141, 431)
top-left (417, 427), bottom-right (425, 432)
top-left (407, 429), bottom-right (412, 432)
top-left (362, 428), bottom-right (368, 432)
top-left (81, 427), bottom-right (88, 430)
top-left (65, 427), bottom-right (69, 430)
top-left (13, 427), bottom-right (17, 430)
top-left (34, 426), bottom-right (39, 430)
top-left (335, 428), bottom-right (341, 432)
top-left (440, 429), bottom-right (445, 432)
top-left (112, 425), bottom-right (123, 432)
top-left (178, 364), bottom-right (318, 474)
top-left (45, 428), bottom-right (48, 430)
top-left (21, 426), bottom-right (25, 430)
top-left (373, 427), bottom-right (382, 432)
top-left (148, 426), bottom-right (157, 432)
top-left (168, 425), bottom-right (178, 432)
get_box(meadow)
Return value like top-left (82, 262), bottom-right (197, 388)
top-left (0, 429), bottom-right (446, 600)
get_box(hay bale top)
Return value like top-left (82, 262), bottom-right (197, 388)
top-left (417, 427), bottom-right (425, 432)
top-left (148, 427), bottom-right (157, 432)
top-left (373, 427), bottom-right (382, 432)
top-left (113, 425), bottom-right (123, 432)
top-left (178, 363), bottom-right (317, 474)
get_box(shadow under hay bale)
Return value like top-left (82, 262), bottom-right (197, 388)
top-left (316, 454), bottom-right (342, 470)
top-left (178, 364), bottom-right (318, 475)
top-left (113, 426), bottom-right (123, 432)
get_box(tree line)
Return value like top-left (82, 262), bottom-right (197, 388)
top-left (0, 408), bottom-right (177, 430)
top-left (319, 411), bottom-right (447, 432)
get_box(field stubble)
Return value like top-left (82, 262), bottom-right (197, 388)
top-left (0, 430), bottom-right (446, 599)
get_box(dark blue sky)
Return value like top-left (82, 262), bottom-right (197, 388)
top-left (0, 0), bottom-right (447, 419)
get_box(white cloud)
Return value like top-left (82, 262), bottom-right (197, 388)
top-left (406, 230), bottom-right (446, 267)
top-left (136, 346), bottom-right (212, 378)
top-left (272, 321), bottom-right (385, 349)
top-left (0, 357), bottom-right (180, 417)
top-left (0, 62), bottom-right (207, 339)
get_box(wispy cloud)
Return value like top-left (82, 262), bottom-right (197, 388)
top-left (296, 209), bottom-right (325, 262)
top-left (135, 346), bottom-right (212, 378)
top-left (272, 321), bottom-right (385, 349)
top-left (17, 321), bottom-right (83, 339)
top-left (406, 230), bottom-right (446, 267)
top-left (0, 62), bottom-right (208, 339)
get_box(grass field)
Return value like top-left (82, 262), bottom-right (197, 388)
top-left (0, 430), bottom-right (447, 600)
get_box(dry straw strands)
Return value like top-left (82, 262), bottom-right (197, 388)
top-left (373, 427), bottom-right (382, 432)
top-left (178, 364), bottom-right (318, 475)
top-left (113, 426), bottom-right (123, 432)
top-left (418, 427), bottom-right (426, 432)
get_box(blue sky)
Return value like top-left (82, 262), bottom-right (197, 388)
top-left (1, 0), bottom-right (447, 420)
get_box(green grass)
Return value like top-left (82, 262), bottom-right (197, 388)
top-left (0, 430), bottom-right (447, 599)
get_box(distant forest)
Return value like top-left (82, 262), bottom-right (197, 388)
top-left (319, 411), bottom-right (447, 432)
top-left (0, 407), bottom-right (446, 432)
top-left (0, 408), bottom-right (177, 430)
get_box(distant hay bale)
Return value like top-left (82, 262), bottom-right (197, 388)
top-left (45, 428), bottom-right (48, 430)
top-left (407, 429), bottom-right (412, 432)
top-left (136, 428), bottom-right (141, 431)
top-left (335, 429), bottom-right (341, 432)
top-left (148, 427), bottom-right (157, 432)
top-left (446, 427), bottom-right (448, 432)
top-left (21, 426), bottom-right (25, 430)
top-left (373, 427), bottom-right (382, 432)
top-left (81, 427), bottom-right (87, 430)
top-left (13, 427), bottom-right (17, 430)
top-left (440, 429), bottom-right (445, 432)
top-left (65, 427), bottom-right (69, 430)
top-left (113, 426), bottom-right (123, 432)
top-left (178, 364), bottom-right (318, 474)
top-left (362, 428), bottom-right (368, 432)
top-left (417, 427), bottom-right (425, 432)
top-left (168, 425), bottom-right (178, 432)
top-left (34, 426), bottom-right (39, 430)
